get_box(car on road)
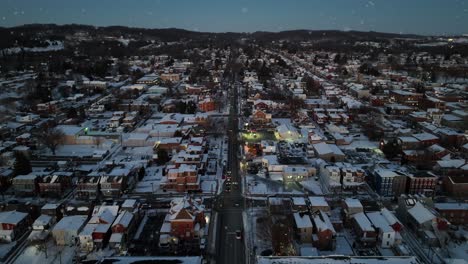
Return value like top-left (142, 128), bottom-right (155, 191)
top-left (235, 230), bottom-right (242, 240)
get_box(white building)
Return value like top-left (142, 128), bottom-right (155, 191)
top-left (366, 211), bottom-right (396, 248)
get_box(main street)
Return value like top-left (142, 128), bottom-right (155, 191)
top-left (215, 76), bottom-right (246, 264)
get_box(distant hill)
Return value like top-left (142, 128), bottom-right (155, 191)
top-left (250, 29), bottom-right (423, 42)
top-left (0, 24), bottom-right (426, 49)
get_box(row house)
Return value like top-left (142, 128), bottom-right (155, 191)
top-left (12, 173), bottom-right (39, 196)
top-left (38, 173), bottom-right (73, 198)
top-left (291, 197), bottom-right (308, 212)
top-left (309, 197), bottom-right (330, 213)
top-left (390, 90), bottom-right (423, 107)
top-left (109, 211), bottom-right (136, 251)
top-left (99, 175), bottom-right (127, 198)
top-left (76, 175), bottom-right (101, 200)
top-left (406, 173), bottom-right (437, 196)
top-left (444, 175), bottom-right (468, 199)
top-left (434, 203), bottom-right (468, 225)
top-left (412, 133), bottom-right (440, 148)
top-left (293, 212), bottom-right (313, 243)
top-left (366, 211), bottom-right (396, 248)
top-left (100, 165), bottom-right (137, 198)
top-left (80, 205), bottom-right (119, 252)
top-left (351, 212), bottom-right (378, 247)
top-left (312, 210), bottom-right (336, 250)
top-left (342, 198), bottom-right (364, 221)
top-left (163, 164), bottom-right (199, 192)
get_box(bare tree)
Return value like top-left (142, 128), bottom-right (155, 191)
top-left (38, 126), bottom-right (65, 155)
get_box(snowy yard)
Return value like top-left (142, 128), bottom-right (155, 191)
top-left (133, 165), bottom-right (164, 193)
top-left (14, 241), bottom-right (76, 264)
top-left (448, 241), bottom-right (468, 260)
top-left (246, 208), bottom-right (273, 255)
top-left (245, 174), bottom-right (304, 196)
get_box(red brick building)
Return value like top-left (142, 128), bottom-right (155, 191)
top-left (38, 174), bottom-right (72, 198)
top-left (168, 197), bottom-right (205, 241)
top-left (406, 174), bottom-right (437, 196)
top-left (163, 164), bottom-right (199, 192)
top-left (434, 203), bottom-right (468, 225)
top-left (198, 97), bottom-right (216, 112)
top-left (251, 109), bottom-right (272, 124)
top-left (444, 175), bottom-right (468, 199)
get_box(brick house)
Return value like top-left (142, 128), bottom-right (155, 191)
top-left (434, 203), bottom-right (468, 225)
top-left (168, 197), bottom-right (206, 241)
top-left (110, 211), bottom-right (136, 250)
top-left (76, 175), bottom-right (101, 200)
top-left (38, 173), bottom-right (72, 198)
top-left (312, 210), bottom-right (336, 250)
top-left (444, 175), bottom-right (468, 199)
top-left (251, 109), bottom-right (272, 124)
top-left (406, 174), bottom-right (436, 196)
top-left (351, 212), bottom-right (377, 247)
top-left (163, 164), bottom-right (199, 192)
top-left (293, 212), bottom-right (313, 243)
top-left (198, 97), bottom-right (216, 112)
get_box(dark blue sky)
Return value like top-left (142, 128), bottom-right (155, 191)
top-left (1, 0), bottom-right (467, 35)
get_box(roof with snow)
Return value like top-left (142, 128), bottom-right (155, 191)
top-left (53, 215), bottom-right (87, 232)
top-left (112, 211), bottom-right (134, 229)
top-left (0, 211), bottom-right (28, 225)
top-left (352, 212), bottom-right (375, 232)
top-left (366, 212), bottom-right (393, 233)
top-left (309, 196), bottom-right (329, 208)
top-left (294, 213), bottom-right (313, 229)
top-left (407, 202), bottom-right (436, 225)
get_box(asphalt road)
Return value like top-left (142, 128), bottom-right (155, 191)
top-left (215, 77), bottom-right (246, 264)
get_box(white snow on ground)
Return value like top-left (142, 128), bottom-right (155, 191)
top-left (0, 242), bottom-right (16, 259)
top-left (245, 174), bottom-right (303, 196)
top-left (448, 241), bottom-right (468, 260)
top-left (247, 208), bottom-right (272, 255)
top-left (201, 179), bottom-right (217, 194)
top-left (14, 241), bottom-right (76, 264)
top-left (43, 144), bottom-right (112, 157)
top-left (133, 165), bottom-right (163, 193)
top-left (2, 40), bottom-right (64, 55)
top-left (319, 235), bottom-right (354, 256)
top-left (117, 37), bottom-right (132, 46)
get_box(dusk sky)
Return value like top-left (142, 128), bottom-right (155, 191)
top-left (0, 0), bottom-right (467, 35)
